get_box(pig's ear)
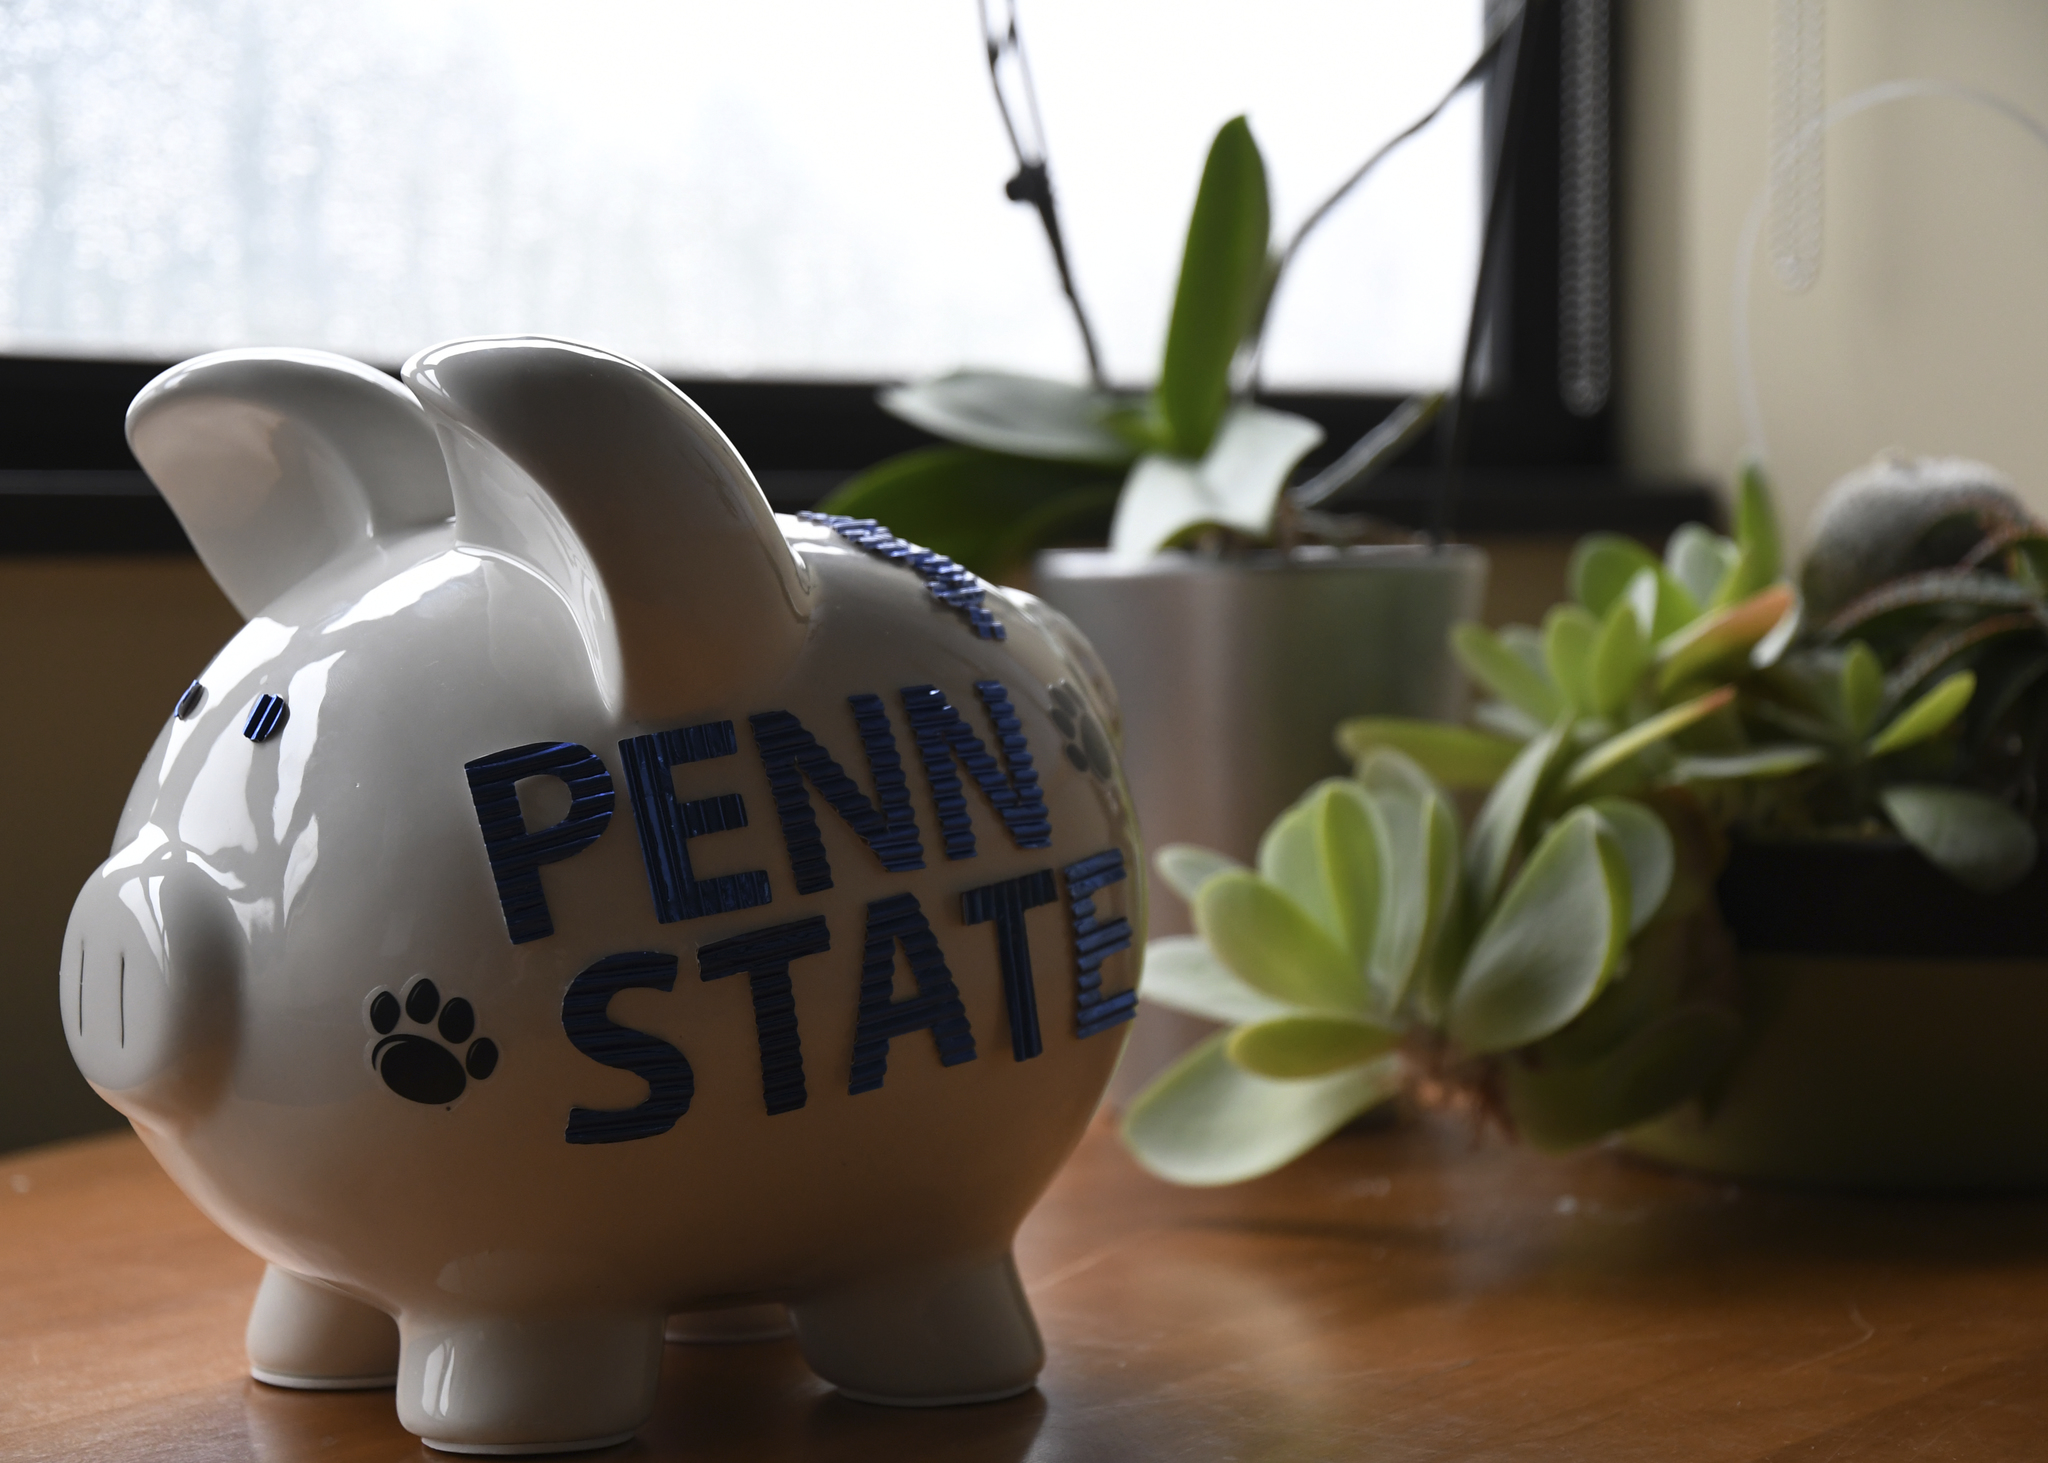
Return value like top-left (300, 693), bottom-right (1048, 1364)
top-left (127, 349), bottom-right (454, 618)
top-left (403, 337), bottom-right (816, 721)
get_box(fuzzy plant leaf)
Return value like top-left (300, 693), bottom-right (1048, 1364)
top-left (1588, 595), bottom-right (1651, 719)
top-left (1713, 463), bottom-right (1783, 607)
top-left (1336, 717), bottom-right (1525, 786)
top-left (1155, 844), bottom-right (1247, 904)
top-left (1879, 784), bottom-right (2038, 894)
top-left (1139, 935), bottom-right (1296, 1026)
top-left (1226, 1014), bottom-right (1399, 1079)
top-left (878, 370), bottom-right (1139, 465)
top-left (1570, 533), bottom-right (1663, 617)
top-left (1868, 670), bottom-right (1975, 756)
top-left (1107, 405), bottom-right (1325, 560)
top-left (1821, 569), bottom-right (2041, 640)
top-left (1155, 115), bottom-right (1270, 460)
top-left (1544, 605), bottom-right (1601, 715)
top-left (1195, 870), bottom-right (1366, 1013)
top-left (1447, 809), bottom-right (1631, 1055)
top-left (1561, 685), bottom-right (1736, 794)
top-left (1668, 745), bottom-right (1827, 782)
top-left (1665, 523), bottom-right (1740, 608)
top-left (1257, 779), bottom-right (1381, 970)
top-left (1121, 1034), bottom-right (1401, 1186)
top-left (1504, 1003), bottom-right (1741, 1153)
top-left (1840, 641), bottom-right (1885, 738)
top-left (1586, 797), bottom-right (1674, 935)
top-left (1452, 623), bottom-right (1566, 725)
top-left (1466, 719), bottom-right (1571, 907)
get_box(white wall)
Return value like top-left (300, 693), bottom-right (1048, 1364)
top-left (1621, 1), bottom-right (2048, 547)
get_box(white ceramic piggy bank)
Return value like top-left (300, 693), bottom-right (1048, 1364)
top-left (61, 337), bottom-right (1142, 1453)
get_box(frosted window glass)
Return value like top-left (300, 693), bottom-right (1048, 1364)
top-left (0, 0), bottom-right (1480, 389)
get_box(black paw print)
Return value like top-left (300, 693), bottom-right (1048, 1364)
top-left (367, 978), bottom-right (498, 1105)
top-left (1048, 681), bottom-right (1113, 780)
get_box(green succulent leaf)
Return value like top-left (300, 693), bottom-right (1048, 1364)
top-left (1585, 797), bottom-right (1674, 935)
top-left (1451, 623), bottom-right (1566, 726)
top-left (1106, 405), bottom-right (1324, 560)
top-left (1351, 743), bottom-right (1445, 803)
top-left (878, 370), bottom-right (1139, 465)
top-left (1121, 1034), bottom-right (1402, 1186)
top-left (1447, 809), bottom-right (1631, 1055)
top-left (1544, 605), bottom-right (1601, 715)
top-left (1654, 584), bottom-right (1797, 692)
top-left (1879, 784), bottom-right (2038, 894)
top-left (1155, 843), bottom-right (1247, 905)
top-left (1665, 523), bottom-right (1740, 608)
top-left (1504, 1004), bottom-right (1741, 1153)
top-left (1569, 533), bottom-right (1663, 617)
top-left (1627, 565), bottom-right (1703, 641)
top-left (1713, 462), bottom-right (1783, 607)
top-left (1155, 116), bottom-right (1270, 461)
top-left (1868, 670), bottom-right (1975, 756)
top-left (1226, 1014), bottom-right (1399, 1079)
top-left (1589, 595), bottom-right (1651, 719)
top-left (1668, 746), bottom-right (1828, 782)
top-left (1336, 717), bottom-right (1525, 787)
top-left (1561, 685), bottom-right (1736, 794)
top-left (1840, 641), bottom-right (1884, 738)
top-left (1194, 870), bottom-right (1366, 1013)
top-left (1361, 771), bottom-right (1461, 1011)
top-left (1139, 935), bottom-right (1296, 1026)
top-left (817, 447), bottom-right (1121, 579)
top-left (1467, 719), bottom-right (1571, 908)
top-left (1257, 780), bottom-right (1381, 968)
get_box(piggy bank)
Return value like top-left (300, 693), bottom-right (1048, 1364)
top-left (61, 337), bottom-right (1143, 1453)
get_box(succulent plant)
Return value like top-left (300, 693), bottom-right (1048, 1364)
top-left (1122, 746), bottom-right (1738, 1185)
top-left (1123, 456), bottom-right (2048, 1187)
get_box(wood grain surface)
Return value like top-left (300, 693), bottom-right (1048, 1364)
top-left (5, 1112), bottom-right (2047, 1461)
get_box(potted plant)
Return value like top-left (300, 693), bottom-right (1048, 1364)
top-left (1124, 457), bottom-right (2048, 1191)
top-left (816, 16), bottom-right (1520, 1001)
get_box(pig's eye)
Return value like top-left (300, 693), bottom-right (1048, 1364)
top-left (243, 694), bottom-right (290, 743)
top-left (174, 681), bottom-right (206, 720)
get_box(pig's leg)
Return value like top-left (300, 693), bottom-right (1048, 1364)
top-left (246, 1265), bottom-right (400, 1389)
top-left (395, 1308), bottom-right (665, 1452)
top-left (791, 1252), bottom-right (1043, 1404)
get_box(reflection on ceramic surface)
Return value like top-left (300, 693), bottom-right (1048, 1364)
top-left (60, 336), bottom-right (1143, 1454)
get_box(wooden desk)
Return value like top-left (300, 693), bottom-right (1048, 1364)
top-left (5, 1113), bottom-right (2045, 1461)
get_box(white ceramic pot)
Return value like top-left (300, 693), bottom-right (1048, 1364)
top-left (63, 338), bottom-right (1142, 1453)
top-left (1033, 545), bottom-right (1485, 1095)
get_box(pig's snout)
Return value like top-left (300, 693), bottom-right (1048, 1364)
top-left (61, 839), bottom-right (241, 1118)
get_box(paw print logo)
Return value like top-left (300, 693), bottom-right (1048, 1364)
top-left (1048, 680), bottom-right (1113, 780)
top-left (367, 978), bottom-right (499, 1106)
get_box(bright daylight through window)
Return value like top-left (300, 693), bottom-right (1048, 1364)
top-left (0, 0), bottom-right (1480, 388)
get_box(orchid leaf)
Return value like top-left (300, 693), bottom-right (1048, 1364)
top-left (1139, 935), bottom-right (1296, 1026)
top-left (1194, 870), bottom-right (1365, 1013)
top-left (878, 370), bottom-right (1138, 464)
top-left (1121, 1035), bottom-right (1400, 1186)
top-left (1156, 116), bottom-right (1269, 460)
top-left (1447, 809), bottom-right (1631, 1055)
top-left (1106, 405), bottom-right (1324, 560)
top-left (1452, 623), bottom-right (1565, 725)
top-left (1336, 717), bottom-right (1524, 787)
top-left (1880, 784), bottom-right (2038, 894)
top-left (1155, 843), bottom-right (1246, 905)
top-left (1226, 1014), bottom-right (1399, 1079)
top-left (1868, 671), bottom-right (1975, 756)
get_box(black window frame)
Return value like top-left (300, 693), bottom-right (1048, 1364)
top-left (0, 0), bottom-right (1715, 557)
